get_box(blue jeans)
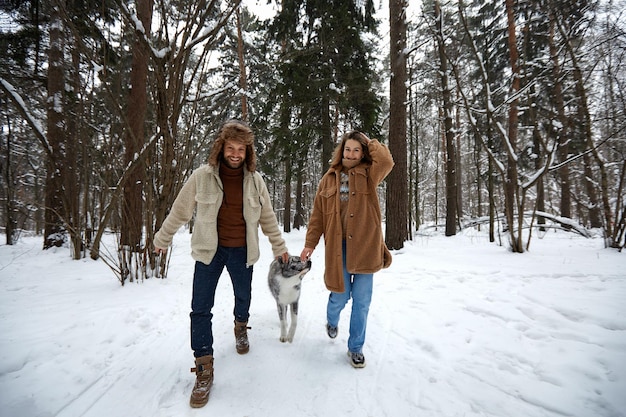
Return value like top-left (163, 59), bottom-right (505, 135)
top-left (327, 241), bottom-right (373, 354)
top-left (190, 246), bottom-right (253, 357)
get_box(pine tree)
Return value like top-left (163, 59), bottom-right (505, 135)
top-left (386, 0), bottom-right (410, 248)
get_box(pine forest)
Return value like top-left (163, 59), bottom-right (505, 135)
top-left (0, 0), bottom-right (624, 284)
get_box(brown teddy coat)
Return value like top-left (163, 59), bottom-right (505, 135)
top-left (304, 139), bottom-right (394, 293)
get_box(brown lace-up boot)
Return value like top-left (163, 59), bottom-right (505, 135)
top-left (234, 320), bottom-right (250, 354)
top-left (189, 355), bottom-right (213, 408)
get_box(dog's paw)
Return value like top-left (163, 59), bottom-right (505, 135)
top-left (279, 336), bottom-right (294, 343)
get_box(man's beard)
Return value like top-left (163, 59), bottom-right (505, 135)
top-left (222, 156), bottom-right (244, 169)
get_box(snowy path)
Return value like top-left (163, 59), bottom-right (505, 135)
top-left (1, 229), bottom-right (624, 417)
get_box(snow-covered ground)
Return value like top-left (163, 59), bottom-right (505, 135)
top-left (1, 228), bottom-right (624, 417)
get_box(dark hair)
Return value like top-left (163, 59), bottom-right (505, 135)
top-left (208, 120), bottom-right (257, 172)
top-left (329, 130), bottom-right (372, 169)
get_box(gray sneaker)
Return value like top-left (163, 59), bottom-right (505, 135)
top-left (326, 323), bottom-right (338, 339)
top-left (348, 351), bottom-right (366, 368)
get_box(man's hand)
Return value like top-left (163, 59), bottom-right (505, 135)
top-left (278, 252), bottom-right (289, 263)
top-left (154, 246), bottom-right (167, 255)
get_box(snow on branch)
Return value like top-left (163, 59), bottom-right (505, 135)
top-left (460, 212), bottom-right (593, 238)
top-left (0, 77), bottom-right (53, 156)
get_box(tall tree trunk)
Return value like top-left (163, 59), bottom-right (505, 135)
top-left (82, 100), bottom-right (93, 254)
top-left (526, 76), bottom-right (545, 231)
top-left (612, 159), bottom-right (626, 248)
top-left (408, 72), bottom-right (420, 230)
top-left (236, 7), bottom-right (248, 122)
top-left (435, 122), bottom-right (440, 229)
top-left (434, 0), bottom-right (458, 237)
top-left (556, 9), bottom-right (613, 243)
top-left (2, 116), bottom-right (16, 245)
top-left (548, 16), bottom-right (572, 223)
top-left (532, 106), bottom-right (546, 231)
top-left (321, 95), bottom-right (332, 173)
top-left (455, 101), bottom-right (463, 224)
top-left (488, 147), bottom-right (495, 242)
top-left (505, 0), bottom-right (523, 252)
top-left (283, 156), bottom-right (292, 233)
top-left (487, 129), bottom-right (495, 243)
top-left (66, 40), bottom-right (82, 259)
top-left (582, 152), bottom-right (602, 228)
top-left (386, 0), bottom-right (409, 249)
top-left (293, 169), bottom-right (305, 229)
top-left (44, 4), bottom-right (66, 250)
top-left (121, 0), bottom-right (153, 282)
top-left (473, 131), bottom-right (482, 232)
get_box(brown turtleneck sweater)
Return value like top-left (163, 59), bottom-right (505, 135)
top-left (217, 163), bottom-right (246, 247)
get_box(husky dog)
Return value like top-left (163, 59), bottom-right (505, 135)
top-left (268, 256), bottom-right (312, 343)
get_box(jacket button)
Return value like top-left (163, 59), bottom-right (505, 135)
top-left (350, 213), bottom-right (354, 217)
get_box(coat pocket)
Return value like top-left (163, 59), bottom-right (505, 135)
top-left (321, 186), bottom-right (337, 215)
top-left (354, 170), bottom-right (370, 194)
top-left (195, 193), bottom-right (220, 221)
top-left (246, 195), bottom-right (262, 223)
top-left (321, 186), bottom-right (336, 198)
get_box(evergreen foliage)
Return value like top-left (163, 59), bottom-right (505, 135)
top-left (0, 0), bottom-right (624, 269)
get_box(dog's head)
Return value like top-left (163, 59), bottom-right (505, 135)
top-left (278, 256), bottom-right (312, 278)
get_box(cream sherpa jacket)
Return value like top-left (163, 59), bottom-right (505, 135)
top-left (154, 164), bottom-right (287, 266)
